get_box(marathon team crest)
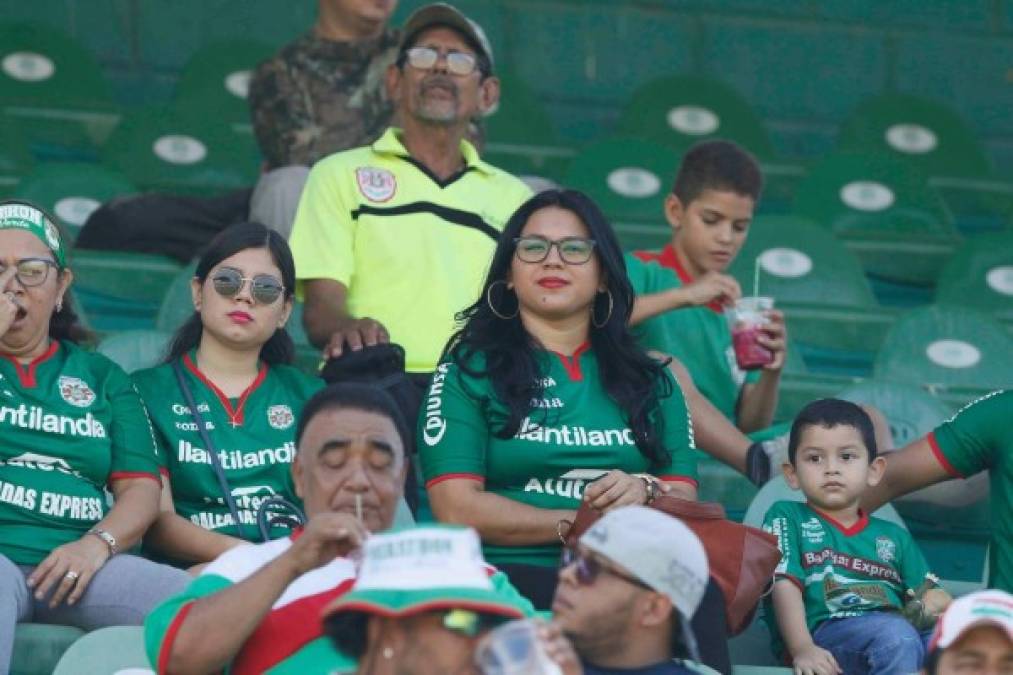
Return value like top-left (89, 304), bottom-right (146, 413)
top-left (58, 376), bottom-right (95, 408)
top-left (356, 167), bottom-right (397, 202)
top-left (267, 404), bottom-right (294, 430)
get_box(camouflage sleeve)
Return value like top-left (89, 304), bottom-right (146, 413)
top-left (248, 56), bottom-right (314, 169)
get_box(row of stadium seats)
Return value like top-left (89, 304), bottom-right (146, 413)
top-left (3, 21), bottom-right (1013, 231)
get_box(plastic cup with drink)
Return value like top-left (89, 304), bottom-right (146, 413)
top-left (474, 619), bottom-right (563, 675)
top-left (725, 296), bottom-right (774, 370)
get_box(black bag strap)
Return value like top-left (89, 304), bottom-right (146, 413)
top-left (171, 360), bottom-right (250, 541)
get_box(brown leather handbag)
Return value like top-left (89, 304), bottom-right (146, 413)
top-left (563, 496), bottom-right (781, 636)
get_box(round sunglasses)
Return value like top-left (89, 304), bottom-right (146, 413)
top-left (210, 267), bottom-right (285, 305)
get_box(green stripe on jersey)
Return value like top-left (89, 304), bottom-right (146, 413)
top-left (0, 341), bottom-right (158, 564)
top-left (419, 345), bottom-right (697, 567)
top-left (132, 357), bottom-right (321, 541)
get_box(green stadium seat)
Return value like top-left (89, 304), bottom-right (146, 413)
top-left (11, 624), bottom-right (84, 675)
top-left (792, 152), bottom-right (961, 286)
top-left (873, 305), bottom-right (1013, 395)
top-left (70, 250), bottom-right (183, 332)
top-left (838, 379), bottom-right (952, 449)
top-left (51, 626), bottom-right (150, 675)
top-left (101, 107), bottom-right (259, 196)
top-left (729, 614), bottom-right (783, 668)
top-left (15, 162), bottom-right (137, 240)
top-left (96, 330), bottom-right (172, 374)
top-left (0, 22), bottom-right (119, 158)
top-left (839, 93), bottom-right (991, 179)
top-left (565, 137), bottom-right (675, 237)
top-left (838, 93), bottom-right (1013, 232)
top-left (775, 372), bottom-right (861, 422)
top-left (936, 231), bottom-right (1013, 330)
top-left (0, 118), bottom-right (34, 196)
top-left (727, 215), bottom-right (896, 362)
top-left (483, 73), bottom-right (574, 181)
top-left (618, 74), bottom-right (776, 160)
top-left (154, 261), bottom-right (198, 333)
top-left (174, 39), bottom-right (274, 134)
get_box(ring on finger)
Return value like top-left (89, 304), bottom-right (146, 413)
top-left (64, 570), bottom-right (80, 581)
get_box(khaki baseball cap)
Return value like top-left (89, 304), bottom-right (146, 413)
top-left (400, 3), bottom-right (494, 69)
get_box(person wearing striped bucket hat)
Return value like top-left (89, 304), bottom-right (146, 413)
top-left (323, 525), bottom-right (525, 674)
top-left (923, 589), bottom-right (1013, 675)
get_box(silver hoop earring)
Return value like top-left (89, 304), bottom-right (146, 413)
top-left (382, 646), bottom-right (394, 660)
top-left (591, 289), bottom-right (613, 329)
top-left (486, 280), bottom-right (518, 320)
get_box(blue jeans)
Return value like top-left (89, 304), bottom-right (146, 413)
top-left (813, 612), bottom-right (931, 675)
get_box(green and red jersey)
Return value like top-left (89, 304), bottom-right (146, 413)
top-left (0, 341), bottom-right (159, 565)
top-left (145, 530), bottom-right (536, 674)
top-left (927, 389), bottom-right (1012, 591)
top-left (625, 246), bottom-right (760, 423)
top-left (763, 501), bottom-right (932, 652)
top-left (132, 354), bottom-right (321, 541)
top-left (419, 343), bottom-right (698, 567)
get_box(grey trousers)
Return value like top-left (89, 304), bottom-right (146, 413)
top-left (249, 165), bottom-right (310, 240)
top-left (0, 553), bottom-right (190, 675)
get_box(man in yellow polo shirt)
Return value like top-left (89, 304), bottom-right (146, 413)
top-left (289, 3), bottom-right (531, 381)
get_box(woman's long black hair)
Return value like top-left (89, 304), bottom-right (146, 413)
top-left (164, 222), bottom-right (296, 365)
top-left (447, 189), bottom-right (674, 468)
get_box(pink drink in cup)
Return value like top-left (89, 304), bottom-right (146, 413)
top-left (725, 296), bottom-right (774, 370)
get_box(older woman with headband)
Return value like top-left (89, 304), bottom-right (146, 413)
top-left (0, 200), bottom-right (189, 674)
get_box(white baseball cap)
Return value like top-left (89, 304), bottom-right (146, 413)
top-left (928, 589), bottom-right (1013, 653)
top-left (579, 506), bottom-right (710, 618)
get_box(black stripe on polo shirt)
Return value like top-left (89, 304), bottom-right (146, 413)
top-left (399, 155), bottom-right (475, 188)
top-left (351, 202), bottom-right (500, 242)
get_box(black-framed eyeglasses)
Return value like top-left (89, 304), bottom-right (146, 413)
top-left (560, 546), bottom-right (652, 590)
top-left (513, 236), bottom-right (597, 265)
top-left (403, 46), bottom-right (479, 76)
top-left (0, 258), bottom-right (59, 288)
top-left (210, 267), bottom-right (285, 305)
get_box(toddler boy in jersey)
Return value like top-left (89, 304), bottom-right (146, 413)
top-left (763, 399), bottom-right (950, 675)
top-left (625, 140), bottom-right (787, 434)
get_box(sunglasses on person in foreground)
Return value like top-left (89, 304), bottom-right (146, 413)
top-left (0, 258), bottom-right (59, 287)
top-left (560, 546), bottom-right (652, 589)
top-left (210, 267), bottom-right (285, 305)
top-left (513, 236), bottom-right (597, 264)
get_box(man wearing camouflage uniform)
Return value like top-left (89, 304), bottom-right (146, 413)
top-left (247, 0), bottom-right (401, 237)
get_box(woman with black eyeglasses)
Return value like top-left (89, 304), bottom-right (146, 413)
top-left (133, 222), bottom-right (321, 567)
top-left (419, 190), bottom-right (699, 607)
top-left (0, 200), bottom-right (189, 672)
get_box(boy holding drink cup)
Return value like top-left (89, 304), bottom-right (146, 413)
top-left (626, 140), bottom-right (787, 434)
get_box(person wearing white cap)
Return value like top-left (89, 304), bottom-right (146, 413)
top-left (323, 525), bottom-right (526, 674)
top-left (551, 506), bottom-right (719, 674)
top-left (923, 589), bottom-right (1013, 675)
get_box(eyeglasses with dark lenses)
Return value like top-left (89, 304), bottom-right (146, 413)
top-left (560, 546), bottom-right (652, 590)
top-left (210, 267), bottom-right (285, 305)
top-left (405, 46), bottom-right (478, 76)
top-left (1, 258), bottom-right (59, 287)
top-left (513, 236), bottom-right (597, 265)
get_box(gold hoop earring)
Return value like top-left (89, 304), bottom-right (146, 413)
top-left (592, 289), bottom-right (613, 329)
top-left (486, 280), bottom-right (518, 320)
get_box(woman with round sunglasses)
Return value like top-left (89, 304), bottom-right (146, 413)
top-left (0, 200), bottom-right (189, 672)
top-left (132, 222), bottom-right (321, 566)
top-left (419, 189), bottom-right (699, 610)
